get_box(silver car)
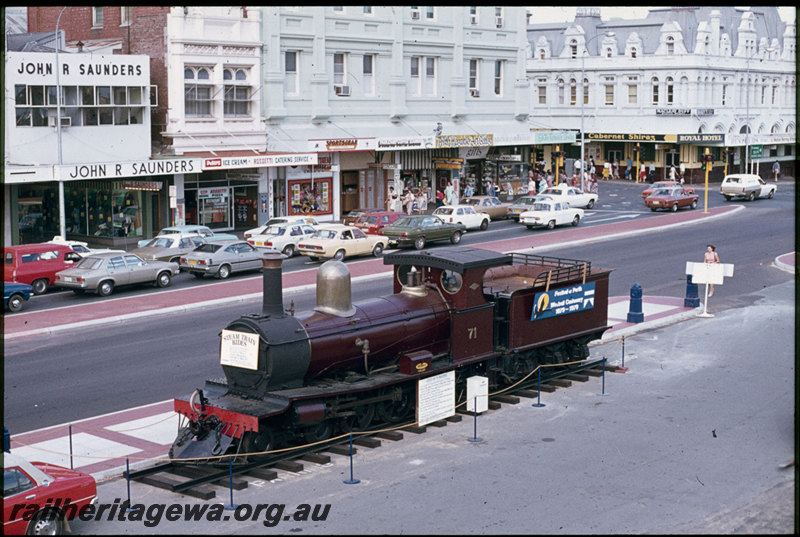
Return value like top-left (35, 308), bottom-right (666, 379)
top-left (54, 252), bottom-right (180, 297)
top-left (130, 234), bottom-right (206, 263)
top-left (179, 240), bottom-right (264, 279)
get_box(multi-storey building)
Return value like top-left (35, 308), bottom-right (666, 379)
top-left (526, 6), bottom-right (796, 183)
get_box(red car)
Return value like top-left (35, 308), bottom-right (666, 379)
top-left (3, 452), bottom-right (97, 535)
top-left (644, 187), bottom-right (699, 212)
top-left (3, 243), bottom-right (82, 295)
top-left (354, 211), bottom-right (405, 235)
top-left (342, 208), bottom-right (387, 226)
top-left (642, 181), bottom-right (695, 199)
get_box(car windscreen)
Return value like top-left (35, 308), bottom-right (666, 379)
top-left (464, 199), bottom-right (480, 206)
top-left (391, 217), bottom-right (418, 227)
top-left (312, 230), bottom-right (338, 240)
top-left (532, 203), bottom-right (553, 211)
top-left (511, 198), bottom-right (533, 207)
top-left (75, 257), bottom-right (104, 270)
top-left (147, 237), bottom-right (176, 248)
top-left (266, 227), bottom-right (287, 236)
top-left (157, 229), bottom-right (180, 235)
top-left (194, 243), bottom-right (222, 253)
top-left (652, 189), bottom-right (671, 196)
top-left (434, 208), bottom-right (454, 215)
top-left (359, 216), bottom-right (379, 225)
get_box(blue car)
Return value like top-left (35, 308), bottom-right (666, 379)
top-left (4, 282), bottom-right (33, 313)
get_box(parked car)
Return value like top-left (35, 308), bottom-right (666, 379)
top-left (243, 215), bottom-right (320, 239)
top-left (131, 234), bottom-right (207, 263)
top-left (719, 173), bottom-right (777, 201)
top-left (179, 240), bottom-right (264, 279)
top-left (432, 205), bottom-right (490, 231)
top-left (46, 235), bottom-right (125, 256)
top-left (506, 195), bottom-right (553, 220)
top-left (641, 181), bottom-right (695, 199)
top-left (342, 208), bottom-right (387, 226)
top-left (54, 252), bottom-right (179, 296)
top-left (354, 211), bottom-right (405, 235)
top-left (380, 215), bottom-right (466, 250)
top-left (540, 184), bottom-right (598, 209)
top-left (297, 224), bottom-right (389, 261)
top-left (247, 222), bottom-right (318, 257)
top-left (137, 225), bottom-right (237, 247)
top-left (461, 196), bottom-right (511, 220)
top-left (4, 281), bottom-right (33, 313)
top-left (3, 451), bottom-right (97, 536)
top-left (519, 200), bottom-right (584, 230)
top-left (3, 243), bottom-right (81, 295)
top-left (644, 187), bottom-right (699, 212)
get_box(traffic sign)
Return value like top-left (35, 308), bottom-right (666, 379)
top-left (750, 145), bottom-right (763, 159)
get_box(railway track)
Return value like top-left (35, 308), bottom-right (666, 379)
top-left (126, 357), bottom-right (619, 499)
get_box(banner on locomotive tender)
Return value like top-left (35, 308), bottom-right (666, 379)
top-left (220, 329), bottom-right (260, 371)
top-left (531, 282), bottom-right (595, 321)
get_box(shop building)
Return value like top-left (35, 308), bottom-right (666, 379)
top-left (526, 6), bottom-right (795, 182)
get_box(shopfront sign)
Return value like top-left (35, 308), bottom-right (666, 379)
top-left (308, 138), bottom-right (377, 152)
top-left (432, 157), bottom-right (464, 169)
top-left (696, 108), bottom-right (715, 116)
top-left (436, 134), bottom-right (494, 148)
top-left (55, 158), bottom-right (200, 181)
top-left (199, 187), bottom-right (229, 200)
top-left (113, 180), bottom-right (163, 191)
top-left (677, 134), bottom-right (724, 144)
top-left (203, 153), bottom-right (318, 170)
top-left (375, 136), bottom-right (435, 151)
top-left (587, 133), bottom-right (674, 142)
top-left (530, 130), bottom-right (576, 145)
top-left (655, 108), bottom-right (691, 115)
top-left (495, 154), bottom-right (523, 162)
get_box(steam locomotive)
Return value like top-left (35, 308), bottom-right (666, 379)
top-left (171, 247), bottom-right (612, 462)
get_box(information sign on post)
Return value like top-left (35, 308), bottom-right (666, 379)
top-left (417, 371), bottom-right (455, 427)
top-left (466, 376), bottom-right (488, 413)
top-left (685, 261), bottom-right (734, 317)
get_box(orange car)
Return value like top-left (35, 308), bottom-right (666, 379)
top-left (642, 181), bottom-right (695, 200)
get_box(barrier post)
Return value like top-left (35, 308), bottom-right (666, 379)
top-left (598, 357), bottom-right (609, 396)
top-left (68, 424), bottom-right (73, 469)
top-left (532, 368), bottom-right (545, 408)
top-left (224, 456), bottom-right (238, 510)
top-left (468, 396), bottom-right (483, 443)
top-left (343, 433), bottom-right (360, 484)
top-left (124, 458), bottom-right (133, 513)
top-left (617, 337), bottom-right (629, 373)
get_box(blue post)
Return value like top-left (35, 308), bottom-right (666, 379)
top-left (343, 433), bottom-right (360, 484)
top-left (69, 424), bottom-right (74, 469)
top-left (627, 283), bottom-right (644, 323)
top-left (224, 456), bottom-right (238, 510)
top-left (532, 368), bottom-right (545, 408)
top-left (684, 274), bottom-right (700, 307)
top-left (598, 357), bottom-right (609, 396)
top-left (125, 458), bottom-right (133, 513)
top-left (468, 396), bottom-right (483, 443)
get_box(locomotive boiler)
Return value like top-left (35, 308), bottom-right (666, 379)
top-left (171, 247), bottom-right (612, 462)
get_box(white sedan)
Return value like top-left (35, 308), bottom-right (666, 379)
top-left (246, 222), bottom-right (318, 257)
top-left (431, 205), bottom-right (490, 231)
top-left (244, 215), bottom-right (320, 238)
top-left (540, 184), bottom-right (598, 209)
top-left (519, 201), bottom-right (584, 230)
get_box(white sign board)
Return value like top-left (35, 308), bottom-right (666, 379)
top-left (466, 376), bottom-right (488, 413)
top-left (417, 371), bottom-right (455, 427)
top-left (686, 262), bottom-right (734, 285)
top-left (219, 330), bottom-right (260, 371)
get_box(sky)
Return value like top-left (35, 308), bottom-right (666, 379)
top-left (529, 6), bottom-right (796, 24)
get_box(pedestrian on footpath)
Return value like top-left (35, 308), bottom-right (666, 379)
top-left (704, 244), bottom-right (720, 297)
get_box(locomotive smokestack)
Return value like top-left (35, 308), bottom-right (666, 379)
top-left (261, 252), bottom-right (287, 317)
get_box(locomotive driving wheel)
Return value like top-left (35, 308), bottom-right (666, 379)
top-left (339, 403), bottom-right (376, 433)
top-left (242, 428), bottom-right (275, 458)
top-left (376, 386), bottom-right (413, 423)
top-left (302, 422), bottom-right (334, 443)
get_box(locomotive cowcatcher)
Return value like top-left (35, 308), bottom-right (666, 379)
top-left (171, 247), bottom-right (612, 462)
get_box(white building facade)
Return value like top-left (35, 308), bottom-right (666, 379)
top-left (526, 6), bottom-right (796, 182)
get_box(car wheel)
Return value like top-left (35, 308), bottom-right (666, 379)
top-left (650, 207), bottom-right (658, 212)
top-left (31, 278), bottom-right (49, 295)
top-left (414, 236), bottom-right (426, 250)
top-left (767, 189), bottom-right (775, 199)
top-left (98, 280), bottom-right (114, 297)
top-left (724, 195), bottom-right (732, 201)
top-left (157, 271), bottom-right (172, 288)
top-left (572, 215), bottom-right (580, 226)
top-left (282, 244), bottom-right (295, 257)
top-left (333, 249), bottom-right (346, 261)
top-left (28, 508), bottom-right (64, 536)
top-left (216, 264), bottom-right (231, 279)
top-left (479, 219), bottom-right (488, 231)
top-left (372, 243), bottom-right (384, 257)
top-left (586, 199), bottom-right (595, 209)
top-left (747, 191), bottom-right (755, 201)
top-left (690, 200), bottom-right (697, 209)
top-left (547, 220), bottom-right (555, 230)
top-left (526, 225), bottom-right (534, 230)
top-left (7, 294), bottom-right (24, 312)
top-left (450, 231), bottom-right (462, 244)
top-left (671, 203), bottom-right (678, 212)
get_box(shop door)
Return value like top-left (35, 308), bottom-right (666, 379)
top-left (198, 187), bottom-right (232, 231)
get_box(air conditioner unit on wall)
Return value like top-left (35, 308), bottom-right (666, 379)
top-left (496, 17), bottom-right (503, 28)
top-left (334, 85), bottom-right (351, 97)
top-left (470, 15), bottom-right (478, 25)
top-left (411, 10), bottom-right (420, 20)
top-left (48, 116), bottom-right (71, 128)
top-left (469, 88), bottom-right (480, 97)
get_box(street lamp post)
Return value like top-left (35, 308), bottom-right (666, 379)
top-left (580, 32), bottom-right (614, 193)
top-left (55, 7), bottom-right (68, 240)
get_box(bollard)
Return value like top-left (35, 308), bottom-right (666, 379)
top-left (467, 396), bottom-right (483, 443)
top-left (224, 456), bottom-right (238, 510)
top-left (598, 357), bottom-right (610, 396)
top-left (125, 458), bottom-right (133, 513)
top-left (684, 274), bottom-right (700, 307)
top-left (626, 283), bottom-right (644, 323)
top-left (532, 368), bottom-right (546, 408)
top-left (343, 433), bottom-right (360, 484)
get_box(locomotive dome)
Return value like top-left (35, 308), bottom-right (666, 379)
top-left (314, 259), bottom-right (356, 317)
